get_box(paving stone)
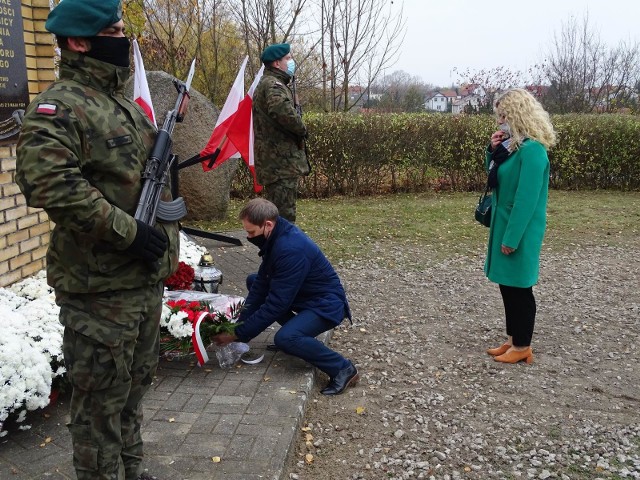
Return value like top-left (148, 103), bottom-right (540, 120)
top-left (187, 413), bottom-right (222, 435)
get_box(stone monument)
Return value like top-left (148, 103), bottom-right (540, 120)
top-left (126, 71), bottom-right (238, 221)
top-left (0, 1), bottom-right (29, 144)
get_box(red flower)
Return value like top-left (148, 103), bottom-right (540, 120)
top-left (165, 262), bottom-right (195, 290)
top-left (160, 299), bottom-right (245, 359)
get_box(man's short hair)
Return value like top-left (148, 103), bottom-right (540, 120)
top-left (239, 198), bottom-right (279, 225)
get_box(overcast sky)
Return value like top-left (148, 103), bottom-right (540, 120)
top-left (391, 0), bottom-right (640, 87)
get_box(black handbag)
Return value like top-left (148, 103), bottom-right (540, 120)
top-left (475, 185), bottom-right (492, 227)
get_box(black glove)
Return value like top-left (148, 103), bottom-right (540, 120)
top-left (125, 220), bottom-right (168, 263)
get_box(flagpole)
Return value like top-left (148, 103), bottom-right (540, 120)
top-left (205, 136), bottom-right (230, 169)
top-left (176, 135), bottom-right (229, 170)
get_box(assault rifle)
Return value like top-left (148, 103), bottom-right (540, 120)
top-left (134, 59), bottom-right (196, 226)
top-left (291, 76), bottom-right (302, 116)
top-left (290, 76), bottom-right (311, 169)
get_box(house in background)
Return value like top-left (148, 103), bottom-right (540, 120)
top-left (451, 84), bottom-right (490, 113)
top-left (451, 94), bottom-right (484, 114)
top-left (424, 89), bottom-right (460, 111)
top-left (458, 83), bottom-right (486, 98)
top-left (424, 85), bottom-right (492, 113)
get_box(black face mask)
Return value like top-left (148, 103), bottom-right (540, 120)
top-left (85, 36), bottom-right (130, 68)
top-left (246, 234), bottom-right (267, 249)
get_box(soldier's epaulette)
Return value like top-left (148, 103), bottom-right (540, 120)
top-left (273, 81), bottom-right (284, 87)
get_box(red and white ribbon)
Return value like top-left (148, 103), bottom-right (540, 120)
top-left (192, 311), bottom-right (210, 366)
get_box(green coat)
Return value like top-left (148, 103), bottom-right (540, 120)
top-left (16, 51), bottom-right (179, 293)
top-left (484, 139), bottom-right (549, 288)
top-left (252, 66), bottom-right (309, 186)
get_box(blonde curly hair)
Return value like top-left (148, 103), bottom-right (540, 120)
top-left (494, 88), bottom-right (556, 150)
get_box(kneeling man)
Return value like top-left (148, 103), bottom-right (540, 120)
top-left (213, 199), bottom-right (358, 395)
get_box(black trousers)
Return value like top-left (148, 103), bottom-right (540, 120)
top-left (499, 284), bottom-right (536, 347)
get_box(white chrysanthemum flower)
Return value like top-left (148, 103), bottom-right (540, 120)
top-left (163, 311), bottom-right (193, 338)
top-left (161, 303), bottom-right (172, 322)
top-left (0, 289), bottom-right (27, 310)
top-left (1, 313), bottom-right (52, 423)
top-left (8, 270), bottom-right (53, 300)
top-left (0, 271), bottom-right (63, 435)
top-left (179, 231), bottom-right (207, 268)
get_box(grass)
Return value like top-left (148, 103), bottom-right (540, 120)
top-left (186, 191), bottom-right (640, 265)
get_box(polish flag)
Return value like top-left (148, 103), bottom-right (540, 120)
top-left (226, 65), bottom-right (264, 193)
top-left (132, 39), bottom-right (157, 128)
top-left (200, 56), bottom-right (248, 172)
top-left (192, 311), bottom-right (210, 366)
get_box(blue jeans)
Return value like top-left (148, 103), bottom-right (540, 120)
top-left (274, 309), bottom-right (350, 378)
top-left (246, 274), bottom-right (350, 378)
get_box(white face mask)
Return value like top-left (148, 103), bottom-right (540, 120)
top-left (286, 59), bottom-right (296, 76)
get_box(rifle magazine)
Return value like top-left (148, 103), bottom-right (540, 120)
top-left (156, 197), bottom-right (187, 222)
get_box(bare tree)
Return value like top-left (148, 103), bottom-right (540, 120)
top-left (541, 13), bottom-right (640, 113)
top-left (190, 0), bottom-right (243, 102)
top-left (368, 70), bottom-right (430, 112)
top-left (130, 0), bottom-right (406, 113)
top-left (127, 0), bottom-right (248, 105)
top-left (131, 0), bottom-right (196, 77)
top-left (319, 0), bottom-right (406, 112)
top-left (227, 0), bottom-right (309, 75)
top-left (453, 66), bottom-right (528, 113)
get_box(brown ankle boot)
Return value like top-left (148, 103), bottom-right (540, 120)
top-left (486, 342), bottom-right (511, 356)
top-left (494, 347), bottom-right (533, 364)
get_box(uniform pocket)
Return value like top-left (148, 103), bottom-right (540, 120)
top-left (89, 246), bottom-right (135, 277)
top-left (67, 423), bottom-right (99, 472)
top-left (63, 328), bottom-right (127, 392)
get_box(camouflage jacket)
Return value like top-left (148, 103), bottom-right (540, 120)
top-left (252, 66), bottom-right (309, 185)
top-left (16, 51), bottom-right (179, 294)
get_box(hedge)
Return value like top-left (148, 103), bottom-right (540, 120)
top-left (231, 113), bottom-right (640, 197)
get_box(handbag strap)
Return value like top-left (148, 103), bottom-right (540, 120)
top-left (479, 180), bottom-right (491, 202)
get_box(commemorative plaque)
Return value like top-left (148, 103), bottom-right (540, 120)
top-left (0, 0), bottom-right (29, 144)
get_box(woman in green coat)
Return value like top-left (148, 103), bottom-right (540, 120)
top-left (484, 89), bottom-right (556, 365)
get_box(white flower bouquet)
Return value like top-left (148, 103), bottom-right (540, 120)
top-left (160, 292), bottom-right (244, 365)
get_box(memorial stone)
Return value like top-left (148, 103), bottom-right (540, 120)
top-left (0, 0), bottom-right (29, 144)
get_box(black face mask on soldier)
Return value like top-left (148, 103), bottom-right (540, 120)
top-left (85, 36), bottom-right (131, 68)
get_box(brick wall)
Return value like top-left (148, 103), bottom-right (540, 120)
top-left (0, 0), bottom-right (55, 287)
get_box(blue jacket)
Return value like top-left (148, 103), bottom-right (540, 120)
top-left (234, 217), bottom-right (350, 342)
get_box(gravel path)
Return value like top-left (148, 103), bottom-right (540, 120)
top-left (285, 243), bottom-right (640, 479)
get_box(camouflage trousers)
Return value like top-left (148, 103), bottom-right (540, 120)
top-left (264, 177), bottom-right (299, 223)
top-left (57, 282), bottom-right (164, 480)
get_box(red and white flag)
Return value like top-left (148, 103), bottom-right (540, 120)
top-left (132, 39), bottom-right (157, 128)
top-left (226, 65), bottom-right (264, 192)
top-left (192, 311), bottom-right (210, 366)
top-left (200, 56), bottom-right (248, 172)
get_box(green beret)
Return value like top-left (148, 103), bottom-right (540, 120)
top-left (260, 43), bottom-right (291, 64)
top-left (45, 0), bottom-right (123, 37)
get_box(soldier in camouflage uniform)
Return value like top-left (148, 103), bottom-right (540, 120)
top-left (253, 43), bottom-right (310, 223)
top-left (15, 1), bottom-right (178, 479)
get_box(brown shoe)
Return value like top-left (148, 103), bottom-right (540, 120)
top-left (486, 342), bottom-right (511, 356)
top-left (494, 347), bottom-right (533, 364)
